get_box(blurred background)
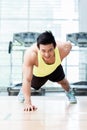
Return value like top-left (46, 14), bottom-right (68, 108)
top-left (0, 0), bottom-right (87, 94)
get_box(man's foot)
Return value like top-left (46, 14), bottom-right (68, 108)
top-left (66, 89), bottom-right (77, 104)
top-left (18, 88), bottom-right (25, 103)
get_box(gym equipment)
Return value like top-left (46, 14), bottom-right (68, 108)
top-left (7, 32), bottom-right (46, 96)
top-left (67, 32), bottom-right (87, 95)
top-left (66, 32), bottom-right (87, 47)
top-left (71, 81), bottom-right (87, 96)
top-left (7, 83), bottom-right (45, 96)
top-left (8, 32), bottom-right (40, 54)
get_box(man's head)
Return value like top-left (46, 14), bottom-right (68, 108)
top-left (37, 31), bottom-right (56, 49)
top-left (36, 31), bottom-right (56, 63)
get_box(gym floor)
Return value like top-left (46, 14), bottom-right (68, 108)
top-left (0, 93), bottom-right (87, 130)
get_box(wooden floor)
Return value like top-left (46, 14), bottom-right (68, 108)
top-left (0, 93), bottom-right (87, 130)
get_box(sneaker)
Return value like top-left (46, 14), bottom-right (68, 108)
top-left (18, 88), bottom-right (25, 103)
top-left (66, 89), bottom-right (77, 104)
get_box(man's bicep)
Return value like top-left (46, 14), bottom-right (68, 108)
top-left (23, 64), bottom-right (33, 82)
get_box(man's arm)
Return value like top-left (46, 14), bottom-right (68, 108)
top-left (22, 49), bottom-right (37, 111)
top-left (57, 41), bottom-right (72, 61)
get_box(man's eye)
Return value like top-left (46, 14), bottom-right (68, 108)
top-left (49, 49), bottom-right (53, 52)
top-left (42, 50), bottom-right (45, 53)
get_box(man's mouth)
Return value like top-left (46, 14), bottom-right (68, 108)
top-left (44, 56), bottom-right (50, 61)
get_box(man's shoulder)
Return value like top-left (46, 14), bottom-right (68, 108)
top-left (56, 41), bottom-right (72, 61)
top-left (24, 44), bottom-right (38, 65)
top-left (56, 41), bottom-right (72, 49)
top-left (25, 43), bottom-right (38, 54)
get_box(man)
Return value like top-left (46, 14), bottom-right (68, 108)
top-left (18, 31), bottom-right (77, 111)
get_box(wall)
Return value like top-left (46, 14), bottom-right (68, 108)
top-left (79, 0), bottom-right (87, 81)
top-left (79, 0), bottom-right (87, 32)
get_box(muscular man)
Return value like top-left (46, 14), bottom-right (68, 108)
top-left (18, 31), bottom-right (77, 111)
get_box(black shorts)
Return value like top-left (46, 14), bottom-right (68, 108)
top-left (31, 64), bottom-right (65, 90)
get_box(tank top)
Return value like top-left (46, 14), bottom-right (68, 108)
top-left (33, 47), bottom-right (61, 77)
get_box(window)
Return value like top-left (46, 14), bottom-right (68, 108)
top-left (0, 0), bottom-right (79, 88)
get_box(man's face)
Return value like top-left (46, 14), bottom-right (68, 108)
top-left (39, 43), bottom-right (55, 62)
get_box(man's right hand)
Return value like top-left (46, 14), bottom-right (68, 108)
top-left (24, 102), bottom-right (37, 111)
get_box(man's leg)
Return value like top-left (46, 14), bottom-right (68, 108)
top-left (58, 78), bottom-right (77, 104)
top-left (18, 86), bottom-right (25, 103)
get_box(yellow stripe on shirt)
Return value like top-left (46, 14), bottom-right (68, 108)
top-left (33, 47), bottom-right (61, 77)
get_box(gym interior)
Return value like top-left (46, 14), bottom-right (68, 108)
top-left (0, 0), bottom-right (87, 130)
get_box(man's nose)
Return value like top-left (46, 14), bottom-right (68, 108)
top-left (45, 52), bottom-right (49, 57)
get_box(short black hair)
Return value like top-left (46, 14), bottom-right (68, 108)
top-left (37, 31), bottom-right (56, 48)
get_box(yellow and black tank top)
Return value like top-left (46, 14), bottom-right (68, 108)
top-left (33, 47), bottom-right (61, 77)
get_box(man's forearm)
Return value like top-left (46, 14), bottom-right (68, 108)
top-left (22, 81), bottom-right (31, 104)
